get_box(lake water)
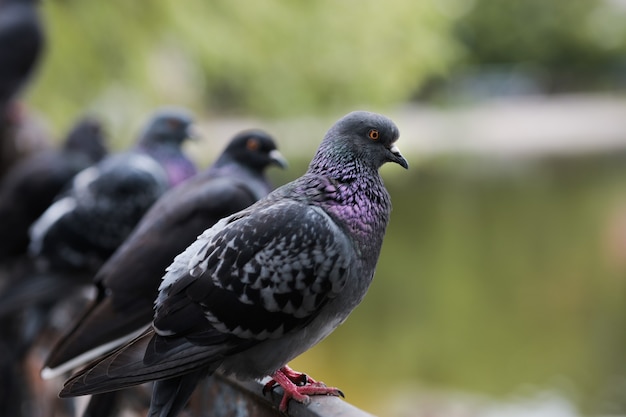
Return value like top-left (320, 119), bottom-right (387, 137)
top-left (278, 151), bottom-right (626, 417)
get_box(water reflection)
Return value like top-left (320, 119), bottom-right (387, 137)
top-left (389, 387), bottom-right (579, 417)
top-left (289, 151), bottom-right (626, 417)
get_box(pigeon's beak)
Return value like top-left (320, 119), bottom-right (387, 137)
top-left (388, 144), bottom-right (409, 169)
top-left (269, 149), bottom-right (289, 169)
top-left (185, 124), bottom-right (202, 141)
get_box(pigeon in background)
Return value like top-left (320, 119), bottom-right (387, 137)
top-left (0, 115), bottom-right (108, 264)
top-left (29, 107), bottom-right (197, 274)
top-left (43, 129), bottom-right (287, 417)
top-left (0, 0), bottom-right (45, 116)
top-left (0, 113), bottom-right (101, 417)
top-left (0, 108), bottom-right (195, 417)
top-left (60, 111), bottom-right (408, 416)
top-left (43, 129), bottom-right (287, 379)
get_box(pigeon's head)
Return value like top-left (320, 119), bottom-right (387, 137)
top-left (138, 107), bottom-right (196, 149)
top-left (63, 116), bottom-right (108, 163)
top-left (318, 111), bottom-right (408, 172)
top-left (224, 129), bottom-right (288, 172)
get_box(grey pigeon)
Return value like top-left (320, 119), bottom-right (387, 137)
top-left (0, 0), bottom-right (44, 117)
top-left (60, 111), bottom-right (408, 416)
top-left (29, 108), bottom-right (197, 273)
top-left (0, 115), bottom-right (107, 262)
top-left (42, 129), bottom-right (287, 378)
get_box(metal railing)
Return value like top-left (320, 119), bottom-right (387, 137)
top-left (189, 373), bottom-right (376, 417)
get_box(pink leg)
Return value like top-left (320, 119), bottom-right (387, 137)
top-left (263, 366), bottom-right (344, 412)
top-left (279, 364), bottom-right (320, 385)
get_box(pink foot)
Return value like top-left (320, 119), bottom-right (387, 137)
top-left (263, 366), bottom-right (344, 412)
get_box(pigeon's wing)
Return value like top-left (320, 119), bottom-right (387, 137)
top-left (43, 178), bottom-right (259, 377)
top-left (60, 199), bottom-right (353, 396)
top-left (101, 176), bottom-right (259, 303)
top-left (153, 199), bottom-right (353, 343)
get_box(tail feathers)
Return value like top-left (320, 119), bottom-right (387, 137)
top-left (81, 391), bottom-right (119, 417)
top-left (41, 324), bottom-right (150, 380)
top-left (60, 328), bottom-right (222, 398)
top-left (148, 369), bottom-right (207, 417)
top-left (43, 296), bottom-right (152, 379)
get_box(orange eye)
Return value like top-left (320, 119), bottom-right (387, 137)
top-left (167, 118), bottom-right (181, 128)
top-left (246, 138), bottom-right (260, 151)
top-left (368, 129), bottom-right (379, 140)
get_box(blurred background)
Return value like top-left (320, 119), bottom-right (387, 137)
top-left (13, 0), bottom-right (626, 415)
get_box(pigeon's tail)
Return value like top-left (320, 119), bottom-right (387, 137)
top-left (60, 329), bottom-right (221, 398)
top-left (81, 391), bottom-right (120, 417)
top-left (148, 369), bottom-right (208, 417)
top-left (42, 296), bottom-right (153, 380)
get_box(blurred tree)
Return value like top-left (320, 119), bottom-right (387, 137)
top-left (27, 0), bottom-right (461, 134)
top-left (453, 0), bottom-right (626, 92)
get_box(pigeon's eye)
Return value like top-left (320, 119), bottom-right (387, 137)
top-left (368, 129), bottom-right (379, 141)
top-left (246, 138), bottom-right (260, 151)
top-left (167, 119), bottom-right (181, 129)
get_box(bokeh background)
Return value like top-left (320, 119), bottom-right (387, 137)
top-left (18, 0), bottom-right (626, 415)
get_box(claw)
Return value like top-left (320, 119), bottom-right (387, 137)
top-left (263, 379), bottom-right (277, 395)
top-left (264, 366), bottom-right (344, 412)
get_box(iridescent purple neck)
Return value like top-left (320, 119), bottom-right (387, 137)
top-left (308, 139), bottom-right (360, 181)
top-left (139, 144), bottom-right (196, 186)
top-left (162, 158), bottom-right (196, 186)
top-left (297, 167), bottom-right (392, 251)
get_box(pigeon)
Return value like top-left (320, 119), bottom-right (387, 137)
top-left (0, 114), bottom-right (96, 417)
top-left (42, 130), bottom-right (286, 417)
top-left (29, 107), bottom-right (197, 274)
top-left (0, 109), bottom-right (194, 417)
top-left (0, 115), bottom-right (107, 263)
top-left (60, 111), bottom-right (408, 416)
top-left (0, 0), bottom-right (45, 116)
top-left (42, 129), bottom-right (287, 379)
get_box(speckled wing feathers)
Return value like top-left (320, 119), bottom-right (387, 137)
top-left (155, 200), bottom-right (352, 342)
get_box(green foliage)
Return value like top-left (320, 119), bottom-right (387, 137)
top-left (453, 0), bottom-right (626, 87)
top-left (28, 1), bottom-right (461, 131)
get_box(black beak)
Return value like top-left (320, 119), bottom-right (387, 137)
top-left (269, 150), bottom-right (288, 169)
top-left (388, 144), bottom-right (408, 169)
top-left (185, 124), bottom-right (201, 141)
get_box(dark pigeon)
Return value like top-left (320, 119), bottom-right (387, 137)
top-left (0, 109), bottom-right (194, 417)
top-left (0, 0), bottom-right (45, 116)
top-left (60, 111), bottom-right (408, 416)
top-left (0, 115), bottom-right (98, 417)
top-left (42, 129), bottom-right (287, 378)
top-left (0, 115), bottom-right (107, 262)
top-left (43, 130), bottom-right (286, 417)
top-left (28, 107), bottom-right (197, 274)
